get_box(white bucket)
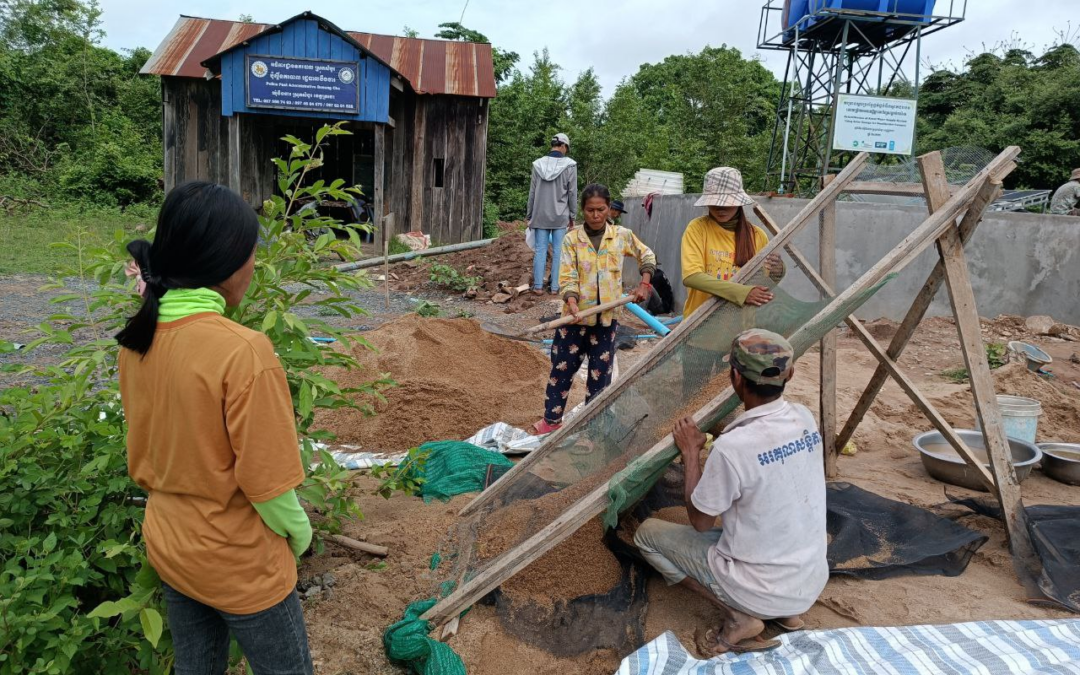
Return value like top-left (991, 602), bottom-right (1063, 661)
top-left (974, 395), bottom-right (1042, 444)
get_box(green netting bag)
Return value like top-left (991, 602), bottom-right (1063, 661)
top-left (383, 598), bottom-right (466, 675)
top-left (417, 441), bottom-right (513, 503)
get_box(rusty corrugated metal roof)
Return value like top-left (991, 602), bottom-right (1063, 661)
top-left (140, 15), bottom-right (497, 98)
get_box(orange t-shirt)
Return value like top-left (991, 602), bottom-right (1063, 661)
top-left (119, 313), bottom-right (304, 614)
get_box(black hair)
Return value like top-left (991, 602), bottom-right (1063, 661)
top-left (729, 366), bottom-right (787, 401)
top-left (580, 183), bottom-right (611, 208)
top-left (116, 181), bottom-right (259, 355)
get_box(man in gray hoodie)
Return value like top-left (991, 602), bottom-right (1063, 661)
top-left (526, 133), bottom-right (578, 294)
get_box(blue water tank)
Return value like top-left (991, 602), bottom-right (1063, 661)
top-left (788, 0), bottom-right (936, 28)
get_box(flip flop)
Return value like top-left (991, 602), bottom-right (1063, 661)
top-left (696, 628), bottom-right (782, 656)
top-left (531, 420), bottom-right (562, 435)
top-left (769, 618), bottom-right (806, 633)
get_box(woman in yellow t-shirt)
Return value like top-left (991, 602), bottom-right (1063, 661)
top-left (680, 167), bottom-right (784, 398)
top-left (681, 167), bottom-right (783, 318)
top-left (117, 182), bottom-right (314, 673)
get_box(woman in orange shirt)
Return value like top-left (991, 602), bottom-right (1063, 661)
top-left (118, 182), bottom-right (313, 674)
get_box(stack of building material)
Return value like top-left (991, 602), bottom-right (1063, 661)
top-left (622, 169), bottom-right (685, 197)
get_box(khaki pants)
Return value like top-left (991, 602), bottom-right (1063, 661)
top-left (633, 518), bottom-right (766, 619)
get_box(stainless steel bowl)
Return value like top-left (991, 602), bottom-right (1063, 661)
top-left (1038, 443), bottom-right (1080, 486)
top-left (912, 429), bottom-right (1042, 491)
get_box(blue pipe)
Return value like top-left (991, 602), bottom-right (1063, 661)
top-left (625, 301), bottom-right (671, 336)
top-left (660, 316), bottom-right (683, 326)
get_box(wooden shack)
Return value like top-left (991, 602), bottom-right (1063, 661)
top-left (140, 11), bottom-right (497, 245)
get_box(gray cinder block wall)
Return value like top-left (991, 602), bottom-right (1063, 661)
top-left (622, 195), bottom-right (1080, 325)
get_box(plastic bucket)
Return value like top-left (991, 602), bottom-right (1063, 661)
top-left (974, 395), bottom-right (1042, 444)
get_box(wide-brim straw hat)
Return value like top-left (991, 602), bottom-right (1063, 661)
top-left (1071, 168), bottom-right (1080, 181)
top-left (694, 167), bottom-right (756, 208)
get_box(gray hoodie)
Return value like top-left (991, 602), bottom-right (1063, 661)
top-left (526, 152), bottom-right (577, 230)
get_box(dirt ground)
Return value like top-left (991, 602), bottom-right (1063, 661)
top-left (299, 313), bottom-right (1080, 675)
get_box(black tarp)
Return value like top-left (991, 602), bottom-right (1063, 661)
top-left (953, 497), bottom-right (1080, 614)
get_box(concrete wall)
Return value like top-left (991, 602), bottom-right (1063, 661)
top-left (622, 195), bottom-right (1080, 324)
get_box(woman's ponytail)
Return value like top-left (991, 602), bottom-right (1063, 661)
top-left (733, 208), bottom-right (757, 268)
top-left (116, 240), bottom-right (166, 355)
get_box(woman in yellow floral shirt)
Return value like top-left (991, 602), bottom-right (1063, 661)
top-left (533, 184), bottom-right (656, 434)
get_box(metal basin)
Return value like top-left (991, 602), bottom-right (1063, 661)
top-left (1038, 443), bottom-right (1080, 486)
top-left (912, 429), bottom-right (1042, 491)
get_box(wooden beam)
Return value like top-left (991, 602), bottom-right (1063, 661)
top-left (458, 152), bottom-right (872, 517)
top-left (842, 181), bottom-right (943, 197)
top-left (835, 154), bottom-right (1019, 452)
top-left (920, 153), bottom-right (1039, 567)
top-left (819, 176), bottom-right (838, 478)
top-left (373, 124), bottom-right (386, 247)
top-left (753, 205), bottom-right (997, 492)
top-left (227, 115), bottom-right (241, 194)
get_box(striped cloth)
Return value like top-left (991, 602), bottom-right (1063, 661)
top-left (618, 620), bottom-right (1080, 675)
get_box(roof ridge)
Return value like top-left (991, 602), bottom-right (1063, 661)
top-left (175, 14), bottom-right (493, 46)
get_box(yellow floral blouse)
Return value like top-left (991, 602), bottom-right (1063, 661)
top-left (558, 224), bottom-right (657, 327)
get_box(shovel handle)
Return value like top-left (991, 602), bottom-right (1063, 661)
top-left (521, 296), bottom-right (635, 335)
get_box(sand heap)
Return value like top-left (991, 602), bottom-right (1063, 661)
top-left (942, 363), bottom-right (1080, 443)
top-left (316, 314), bottom-right (550, 451)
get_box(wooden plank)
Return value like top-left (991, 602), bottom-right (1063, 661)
top-left (842, 181), bottom-right (953, 197)
top-left (409, 97), bottom-right (426, 234)
top-left (162, 80), bottom-right (178, 193)
top-left (227, 115), bottom-right (241, 194)
top-left (923, 157), bottom-right (1039, 567)
top-left (835, 152), bottom-right (1019, 452)
top-left (373, 124), bottom-right (385, 246)
top-left (458, 152), bottom-right (872, 517)
top-left (421, 162), bottom-right (1007, 624)
top-left (819, 176), bottom-right (838, 478)
top-left (752, 207), bottom-right (998, 494)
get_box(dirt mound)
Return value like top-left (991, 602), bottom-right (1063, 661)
top-left (986, 364), bottom-right (1080, 443)
top-left (389, 233), bottom-right (552, 307)
top-left (316, 314), bottom-right (550, 450)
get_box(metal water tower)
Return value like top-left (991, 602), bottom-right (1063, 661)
top-left (759, 0), bottom-right (966, 194)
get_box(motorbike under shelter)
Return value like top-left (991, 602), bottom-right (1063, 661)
top-left (140, 11), bottom-right (497, 245)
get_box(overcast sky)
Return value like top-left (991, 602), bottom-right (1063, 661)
top-left (100, 0), bottom-right (1076, 94)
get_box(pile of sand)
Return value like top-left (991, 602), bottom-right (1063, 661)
top-left (316, 314), bottom-right (551, 451)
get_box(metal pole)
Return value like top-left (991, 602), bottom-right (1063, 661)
top-left (823, 19), bottom-right (851, 181)
top-left (779, 25), bottom-right (800, 193)
top-left (913, 26), bottom-right (923, 154)
top-left (333, 238), bottom-right (496, 272)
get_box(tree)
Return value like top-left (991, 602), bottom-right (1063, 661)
top-left (918, 43), bottom-right (1080, 188)
top-left (0, 0), bottom-right (161, 204)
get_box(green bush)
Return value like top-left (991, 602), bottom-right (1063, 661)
top-left (0, 123), bottom-right (391, 672)
top-left (482, 197), bottom-right (500, 239)
top-left (428, 263), bottom-right (481, 293)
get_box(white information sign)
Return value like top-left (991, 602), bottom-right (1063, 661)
top-left (832, 94), bottom-right (917, 156)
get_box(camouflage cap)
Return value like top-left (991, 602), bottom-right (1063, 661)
top-left (727, 329), bottom-right (794, 386)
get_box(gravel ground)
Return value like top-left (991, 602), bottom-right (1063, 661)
top-left (0, 273), bottom-right (563, 390)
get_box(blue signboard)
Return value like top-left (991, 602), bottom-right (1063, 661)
top-left (246, 55), bottom-right (360, 114)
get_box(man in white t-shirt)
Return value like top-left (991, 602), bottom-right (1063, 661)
top-left (634, 329), bottom-right (828, 654)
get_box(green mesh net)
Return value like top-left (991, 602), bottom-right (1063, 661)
top-left (383, 599), bottom-right (466, 675)
top-left (391, 239), bottom-right (896, 666)
top-left (414, 441), bottom-right (513, 503)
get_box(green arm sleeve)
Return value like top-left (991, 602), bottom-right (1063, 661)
top-left (683, 272), bottom-right (754, 306)
top-left (252, 489), bottom-right (313, 560)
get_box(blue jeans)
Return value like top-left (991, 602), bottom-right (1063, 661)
top-left (163, 583), bottom-right (313, 675)
top-left (532, 227), bottom-right (566, 292)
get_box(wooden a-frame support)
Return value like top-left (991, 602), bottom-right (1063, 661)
top-left (421, 147), bottom-right (1037, 627)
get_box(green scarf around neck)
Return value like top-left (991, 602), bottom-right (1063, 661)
top-left (157, 287), bottom-right (226, 323)
top-left (712, 216), bottom-right (738, 232)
